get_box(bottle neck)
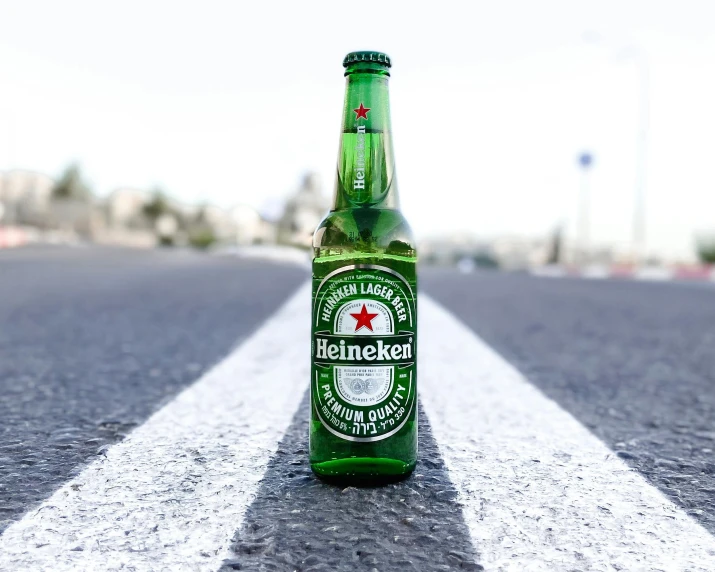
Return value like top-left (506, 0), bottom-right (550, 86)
top-left (332, 67), bottom-right (398, 210)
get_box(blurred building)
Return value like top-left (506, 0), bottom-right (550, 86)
top-left (192, 204), bottom-right (236, 242)
top-left (100, 188), bottom-right (155, 247)
top-left (47, 198), bottom-right (103, 239)
top-left (277, 173), bottom-right (328, 248)
top-left (106, 188), bottom-right (151, 229)
top-left (490, 236), bottom-right (551, 269)
top-left (230, 204), bottom-right (275, 245)
top-left (0, 170), bottom-right (54, 227)
top-left (0, 169), bottom-right (104, 240)
top-left (420, 233), bottom-right (551, 270)
top-left (0, 167), bottom-right (298, 250)
top-left (166, 201), bottom-right (276, 247)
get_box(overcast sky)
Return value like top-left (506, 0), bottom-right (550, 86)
top-left (1, 0), bottom-right (714, 259)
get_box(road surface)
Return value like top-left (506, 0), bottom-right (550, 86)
top-left (0, 247), bottom-right (714, 571)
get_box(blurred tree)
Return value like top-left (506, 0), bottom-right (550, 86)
top-left (51, 164), bottom-right (92, 201)
top-left (696, 236), bottom-right (715, 263)
top-left (189, 228), bottom-right (217, 249)
top-left (143, 189), bottom-right (188, 246)
top-left (188, 205), bottom-right (217, 249)
top-left (142, 189), bottom-right (172, 221)
top-left (546, 224), bottom-right (564, 264)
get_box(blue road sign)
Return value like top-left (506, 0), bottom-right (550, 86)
top-left (578, 152), bottom-right (594, 169)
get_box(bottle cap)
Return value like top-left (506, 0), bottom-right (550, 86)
top-left (343, 51), bottom-right (391, 68)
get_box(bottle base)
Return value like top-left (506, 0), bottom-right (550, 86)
top-left (311, 457), bottom-right (415, 487)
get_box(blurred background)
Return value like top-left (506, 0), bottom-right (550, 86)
top-left (2, 0), bottom-right (715, 270)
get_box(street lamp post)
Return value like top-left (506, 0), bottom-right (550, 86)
top-left (632, 51), bottom-right (649, 264)
top-left (584, 34), bottom-right (650, 264)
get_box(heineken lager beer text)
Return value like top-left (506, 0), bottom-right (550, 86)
top-left (310, 51), bottom-right (417, 484)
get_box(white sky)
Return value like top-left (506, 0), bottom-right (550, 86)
top-left (1, 0), bottom-right (715, 260)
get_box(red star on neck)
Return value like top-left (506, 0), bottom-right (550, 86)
top-left (350, 304), bottom-right (378, 332)
top-left (353, 103), bottom-right (370, 120)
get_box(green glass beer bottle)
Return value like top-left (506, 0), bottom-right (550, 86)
top-left (310, 51), bottom-right (418, 485)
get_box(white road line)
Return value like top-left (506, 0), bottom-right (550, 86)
top-left (419, 295), bottom-right (715, 572)
top-left (0, 283), bottom-right (311, 572)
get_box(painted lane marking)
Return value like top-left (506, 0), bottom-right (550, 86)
top-left (418, 295), bottom-right (715, 571)
top-left (0, 283), bottom-right (311, 572)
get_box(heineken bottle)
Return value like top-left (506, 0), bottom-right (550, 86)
top-left (310, 51), bottom-right (417, 485)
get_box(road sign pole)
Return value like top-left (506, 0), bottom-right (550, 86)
top-left (577, 152), bottom-right (594, 265)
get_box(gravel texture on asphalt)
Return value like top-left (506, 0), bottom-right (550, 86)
top-left (422, 268), bottom-right (715, 534)
top-left (0, 246), bottom-right (307, 533)
top-left (220, 396), bottom-right (482, 572)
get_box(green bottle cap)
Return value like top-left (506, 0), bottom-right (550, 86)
top-left (343, 51), bottom-right (391, 68)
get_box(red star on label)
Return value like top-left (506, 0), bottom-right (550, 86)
top-left (350, 304), bottom-right (378, 332)
top-left (353, 103), bottom-right (370, 120)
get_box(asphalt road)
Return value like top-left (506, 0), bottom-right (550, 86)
top-left (0, 246), bottom-right (306, 535)
top-left (1, 247), bottom-right (714, 570)
top-left (422, 268), bottom-right (715, 534)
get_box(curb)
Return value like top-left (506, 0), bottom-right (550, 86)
top-left (211, 245), bottom-right (311, 269)
top-left (531, 264), bottom-right (715, 282)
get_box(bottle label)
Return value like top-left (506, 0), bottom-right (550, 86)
top-left (311, 265), bottom-right (416, 442)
